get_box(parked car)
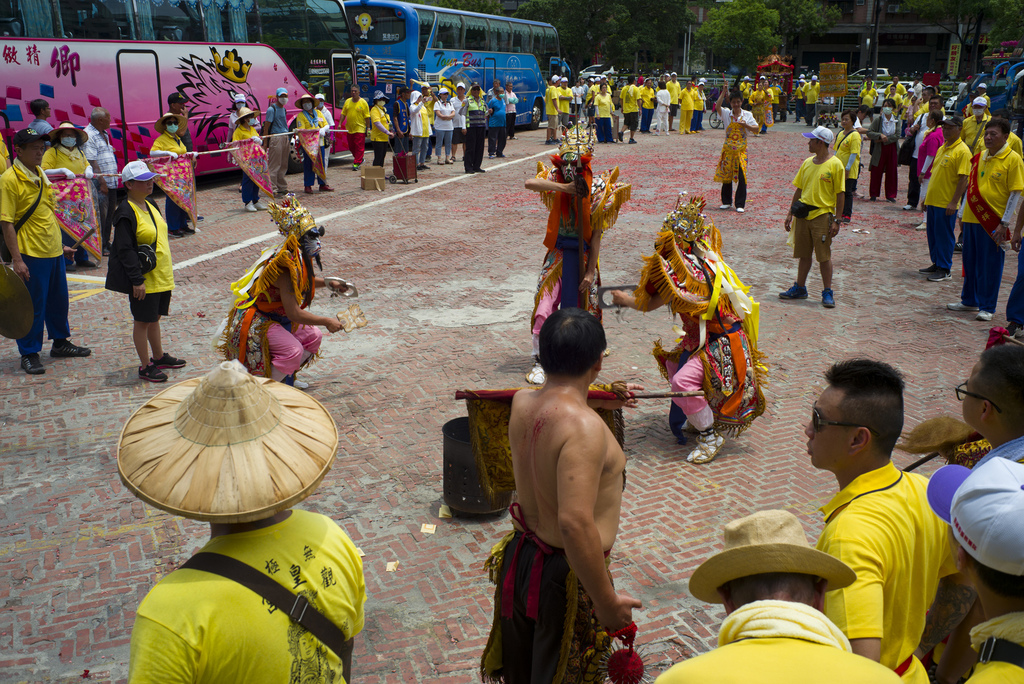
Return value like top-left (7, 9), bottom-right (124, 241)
top-left (849, 67), bottom-right (892, 80)
top-left (580, 64), bottom-right (618, 79)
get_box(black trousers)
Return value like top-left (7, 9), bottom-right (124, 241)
top-left (506, 113), bottom-right (516, 138)
top-left (843, 178), bottom-right (857, 219)
top-left (907, 158), bottom-right (921, 207)
top-left (464, 126), bottom-right (486, 172)
top-left (372, 140), bottom-right (388, 166)
top-left (98, 185), bottom-right (117, 249)
top-left (721, 168), bottom-right (747, 209)
top-left (488, 126), bottom-right (506, 156)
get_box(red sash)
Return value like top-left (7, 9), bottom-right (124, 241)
top-left (965, 152), bottom-right (1002, 242)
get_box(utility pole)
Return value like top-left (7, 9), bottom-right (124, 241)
top-left (869, 0), bottom-right (884, 80)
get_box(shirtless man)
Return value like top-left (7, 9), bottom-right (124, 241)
top-left (481, 307), bottom-right (642, 684)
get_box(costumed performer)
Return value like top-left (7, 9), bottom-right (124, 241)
top-left (525, 124), bottom-right (631, 385)
top-left (714, 85), bottom-right (760, 214)
top-left (217, 196), bottom-right (348, 387)
top-left (610, 194), bottom-right (767, 464)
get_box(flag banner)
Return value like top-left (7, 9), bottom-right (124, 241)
top-left (230, 138), bottom-right (274, 198)
top-left (51, 178), bottom-right (101, 261)
top-left (147, 156), bottom-right (197, 224)
top-left (296, 129), bottom-right (326, 182)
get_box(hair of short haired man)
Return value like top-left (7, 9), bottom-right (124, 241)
top-left (984, 118), bottom-right (1011, 136)
top-left (992, 108), bottom-right (1012, 120)
top-left (924, 86), bottom-right (936, 95)
top-left (883, 98), bottom-right (897, 109)
top-left (976, 345), bottom-right (1024, 420)
top-left (729, 90), bottom-right (743, 103)
top-left (857, 104), bottom-right (871, 116)
top-left (627, 75), bottom-right (635, 85)
top-left (90, 107), bottom-right (110, 122)
top-left (30, 99), bottom-right (49, 117)
top-left (538, 308), bottom-right (606, 378)
top-left (824, 359), bottom-right (906, 454)
top-left (927, 110), bottom-right (943, 127)
top-left (398, 87), bottom-right (409, 96)
top-left (963, 550), bottom-right (1024, 599)
top-left (724, 572), bottom-right (820, 609)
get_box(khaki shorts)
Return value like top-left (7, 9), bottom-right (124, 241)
top-left (793, 213), bottom-right (833, 262)
top-left (547, 114), bottom-right (559, 130)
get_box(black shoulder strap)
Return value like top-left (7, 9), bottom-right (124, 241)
top-left (13, 178), bottom-right (44, 233)
top-left (180, 552), bottom-right (349, 656)
top-left (979, 637), bottom-right (1024, 669)
top-left (142, 201), bottom-right (159, 248)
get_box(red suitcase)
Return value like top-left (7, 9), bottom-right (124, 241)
top-left (390, 152), bottom-right (418, 184)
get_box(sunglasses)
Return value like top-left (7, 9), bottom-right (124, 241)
top-left (811, 407), bottom-right (878, 435)
top-left (955, 382), bottom-right (1002, 413)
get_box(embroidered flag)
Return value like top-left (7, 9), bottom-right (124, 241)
top-left (147, 156), bottom-right (197, 224)
top-left (51, 178), bottom-right (101, 261)
top-left (230, 138), bottom-right (274, 198)
top-left (296, 129), bottom-right (326, 182)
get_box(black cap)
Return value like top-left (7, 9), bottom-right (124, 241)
top-left (12, 127), bottom-right (48, 147)
top-left (942, 114), bottom-right (964, 127)
top-left (167, 92), bottom-right (188, 105)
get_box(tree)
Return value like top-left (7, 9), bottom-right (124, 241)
top-left (429, 0), bottom-right (505, 14)
top-left (764, 0), bottom-right (840, 54)
top-left (697, 0), bottom-right (780, 72)
top-left (901, 0), bottom-right (987, 76)
top-left (987, 0), bottom-right (1024, 51)
top-left (514, 0), bottom-right (627, 70)
top-left (601, 0), bottom-right (702, 69)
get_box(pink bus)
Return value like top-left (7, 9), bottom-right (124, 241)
top-left (0, 0), bottom-right (360, 175)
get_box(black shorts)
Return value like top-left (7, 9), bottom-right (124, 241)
top-left (452, 128), bottom-right (465, 144)
top-left (129, 290), bottom-right (171, 323)
top-left (624, 111), bottom-right (639, 131)
top-left (670, 103), bottom-right (679, 116)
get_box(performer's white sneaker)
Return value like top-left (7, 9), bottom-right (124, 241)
top-left (526, 357), bottom-right (546, 385)
top-left (292, 378), bottom-right (309, 389)
top-left (735, 207), bottom-right (745, 213)
top-left (687, 429), bottom-right (725, 464)
top-left (915, 221), bottom-right (927, 231)
top-left (719, 204), bottom-right (731, 210)
top-left (254, 201), bottom-right (269, 210)
top-left (245, 202), bottom-right (258, 212)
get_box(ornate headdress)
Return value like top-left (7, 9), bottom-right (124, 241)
top-left (557, 123), bottom-right (595, 162)
top-left (267, 195), bottom-right (325, 270)
top-left (663, 193), bottom-right (709, 245)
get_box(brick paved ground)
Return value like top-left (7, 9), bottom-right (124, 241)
top-left (2, 118), bottom-right (1020, 683)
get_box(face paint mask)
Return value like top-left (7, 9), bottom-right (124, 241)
top-left (882, 107), bottom-right (893, 116)
top-left (165, 123), bottom-right (179, 134)
top-left (61, 137), bottom-right (77, 148)
top-left (303, 103), bottom-right (313, 111)
top-left (300, 225), bottom-right (326, 271)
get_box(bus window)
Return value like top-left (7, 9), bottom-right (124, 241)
top-left (1, 0), bottom-right (57, 37)
top-left (137, 0), bottom-right (202, 41)
top-left (204, 0), bottom-right (255, 43)
top-left (58, 0), bottom-right (135, 39)
top-left (348, 5), bottom-right (404, 43)
top-left (432, 11), bottom-right (461, 50)
top-left (416, 8), bottom-right (433, 60)
top-left (509, 22), bottom-right (528, 54)
top-left (488, 18), bottom-right (509, 53)
top-left (537, 26), bottom-right (557, 71)
top-left (464, 15), bottom-right (486, 50)
top-left (307, 0), bottom-right (352, 47)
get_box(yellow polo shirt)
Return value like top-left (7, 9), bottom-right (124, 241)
top-left (860, 86), bottom-right (877, 107)
top-left (962, 145), bottom-right (1024, 225)
top-left (792, 154), bottom-right (846, 220)
top-left (340, 97), bottom-right (370, 134)
top-left (891, 83), bottom-right (907, 98)
top-left (666, 80), bottom-right (681, 105)
top-left (640, 87), bottom-right (656, 109)
top-left (739, 82), bottom-right (752, 99)
top-left (558, 86), bottom-right (571, 114)
top-left (804, 83), bottom-right (820, 104)
top-left (621, 85), bottom-right (639, 114)
top-left (0, 139), bottom-right (9, 173)
top-left (130, 199), bottom-right (174, 294)
top-left (925, 139), bottom-right (972, 209)
top-left (962, 114), bottom-right (991, 155)
top-left (817, 462), bottom-right (956, 684)
top-left (587, 84), bottom-right (600, 106)
top-left (834, 130), bottom-right (862, 180)
top-left (41, 145), bottom-right (90, 175)
top-left (680, 87), bottom-right (694, 111)
top-left (794, 84), bottom-right (806, 101)
top-left (0, 161), bottom-right (61, 259)
top-left (150, 132), bottom-right (186, 156)
top-left (595, 93), bottom-right (613, 119)
top-left (1010, 132), bottom-right (1023, 159)
top-left (369, 104), bottom-right (391, 142)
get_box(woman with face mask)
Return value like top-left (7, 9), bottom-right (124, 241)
top-left (232, 107), bottom-right (268, 212)
top-left (42, 121), bottom-right (97, 269)
top-left (294, 94), bottom-right (334, 194)
top-left (150, 112), bottom-right (190, 238)
top-left (865, 98), bottom-right (901, 202)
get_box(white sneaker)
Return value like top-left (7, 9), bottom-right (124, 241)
top-left (915, 221), bottom-right (927, 231)
top-left (687, 430), bottom-right (725, 464)
top-left (903, 204), bottom-right (914, 210)
top-left (736, 207), bottom-right (745, 213)
top-left (526, 360), bottom-right (546, 385)
top-left (976, 311), bottom-right (994, 321)
top-left (947, 302), bottom-right (980, 312)
top-left (719, 204), bottom-right (731, 210)
top-left (254, 201), bottom-right (268, 210)
top-left (291, 377), bottom-right (309, 389)
top-left (244, 202), bottom-right (257, 212)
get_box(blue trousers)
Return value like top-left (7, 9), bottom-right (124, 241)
top-left (926, 205), bottom-right (956, 270)
top-left (960, 221), bottom-right (1005, 313)
top-left (691, 109), bottom-right (704, 131)
top-left (302, 151), bottom-right (325, 188)
top-left (596, 117), bottom-right (613, 143)
top-left (241, 172), bottom-right (258, 205)
top-left (1007, 246), bottom-right (1024, 325)
top-left (17, 255), bottom-right (71, 356)
top-left (165, 196), bottom-right (186, 234)
top-left (640, 108), bottom-right (653, 132)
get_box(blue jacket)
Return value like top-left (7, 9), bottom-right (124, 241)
top-left (487, 97), bottom-right (506, 128)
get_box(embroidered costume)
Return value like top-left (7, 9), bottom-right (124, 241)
top-left (528, 125), bottom-right (631, 384)
top-left (632, 195), bottom-right (766, 463)
top-left (217, 197), bottom-right (326, 383)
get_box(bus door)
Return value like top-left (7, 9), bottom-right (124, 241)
top-left (116, 50), bottom-right (162, 161)
top-left (483, 58), bottom-right (496, 90)
top-left (332, 52), bottom-right (357, 108)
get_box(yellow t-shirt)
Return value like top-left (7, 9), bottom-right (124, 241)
top-left (791, 154), bottom-right (846, 220)
top-left (129, 510), bottom-right (366, 684)
top-left (1009, 132), bottom-right (1023, 159)
top-left (892, 83), bottom-right (907, 98)
top-left (834, 130), bottom-right (862, 180)
top-left (42, 145), bottom-right (90, 175)
top-left (0, 161), bottom-right (61, 259)
top-left (150, 132), bottom-right (186, 156)
top-left (770, 87), bottom-right (780, 104)
top-left (679, 87), bottom-right (694, 111)
top-left (545, 85), bottom-right (559, 116)
top-left (794, 84), bottom-right (806, 101)
top-left (0, 139), bottom-right (9, 174)
top-left (425, 96), bottom-right (435, 124)
top-left (340, 98), bottom-right (370, 134)
top-left (369, 105), bottom-right (391, 142)
top-left (232, 122), bottom-right (260, 142)
top-left (621, 85), bottom-right (639, 114)
top-left (558, 86), bottom-right (571, 114)
top-left (817, 463), bottom-right (957, 684)
top-left (641, 87), bottom-right (656, 109)
top-left (962, 114), bottom-right (991, 155)
top-left (925, 139), bottom-right (972, 208)
top-left (804, 83), bottom-right (820, 104)
top-left (130, 199), bottom-right (174, 294)
top-left (666, 81), bottom-right (681, 105)
top-left (739, 82), bottom-right (752, 99)
top-left (595, 93), bottom-right (613, 119)
top-left (860, 86), bottom-right (877, 107)
top-left (654, 636), bottom-right (902, 684)
top-left (962, 146), bottom-right (1024, 224)
top-left (587, 84), bottom-right (600, 106)
top-left (295, 108), bottom-right (326, 130)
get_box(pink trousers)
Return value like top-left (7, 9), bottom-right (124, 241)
top-left (532, 281), bottom-right (561, 336)
top-left (665, 354), bottom-right (711, 416)
top-left (266, 323), bottom-right (322, 378)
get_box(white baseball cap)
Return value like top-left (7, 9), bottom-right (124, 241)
top-left (551, 75), bottom-right (559, 83)
top-left (456, 82), bottom-right (466, 90)
top-left (698, 78), bottom-right (706, 85)
top-left (560, 77), bottom-right (568, 82)
top-left (438, 87), bottom-right (450, 94)
top-left (743, 76), bottom-right (751, 81)
top-left (314, 93), bottom-right (326, 100)
top-left (811, 75), bottom-right (818, 81)
top-left (803, 125), bottom-right (834, 144)
top-left (977, 82), bottom-right (988, 89)
top-left (928, 458), bottom-right (1024, 576)
top-left (671, 72), bottom-right (677, 76)
top-left (233, 94), bottom-right (246, 103)
top-left (799, 77), bottom-right (806, 82)
top-left (121, 160), bottom-right (161, 183)
top-left (973, 96), bottom-right (988, 107)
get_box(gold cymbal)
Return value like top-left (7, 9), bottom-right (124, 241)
top-left (0, 262), bottom-right (34, 340)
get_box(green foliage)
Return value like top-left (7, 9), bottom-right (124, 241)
top-left (697, 0), bottom-right (780, 71)
top-left (429, 0), bottom-right (505, 14)
top-left (987, 0), bottom-right (1024, 48)
top-left (514, 0), bottom-right (627, 69)
top-left (602, 0), bottom-right (701, 67)
top-left (901, 0), bottom-right (986, 44)
top-left (764, 0), bottom-right (840, 49)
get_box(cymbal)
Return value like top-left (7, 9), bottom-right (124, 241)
top-left (0, 263), bottom-right (33, 339)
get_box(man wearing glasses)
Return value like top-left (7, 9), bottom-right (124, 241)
top-left (957, 344), bottom-right (1024, 468)
top-left (807, 359), bottom-right (958, 683)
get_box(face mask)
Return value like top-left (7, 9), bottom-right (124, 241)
top-left (303, 103), bottom-right (313, 111)
top-left (882, 107), bottom-right (893, 115)
top-left (165, 123), bottom-right (179, 134)
top-left (974, 108), bottom-right (984, 115)
top-left (247, 118), bottom-right (256, 127)
top-left (279, 97), bottom-right (288, 106)
top-left (61, 137), bottom-right (77, 148)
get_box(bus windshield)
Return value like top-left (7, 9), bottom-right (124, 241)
top-left (349, 5), bottom-right (406, 43)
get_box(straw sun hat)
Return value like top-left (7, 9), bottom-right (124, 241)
top-left (688, 510), bottom-right (856, 604)
top-left (154, 112), bottom-right (188, 135)
top-left (117, 361), bottom-right (338, 523)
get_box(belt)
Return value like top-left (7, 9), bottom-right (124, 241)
top-left (501, 503), bottom-right (560, 621)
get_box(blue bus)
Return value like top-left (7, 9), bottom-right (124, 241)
top-left (343, 0), bottom-right (569, 128)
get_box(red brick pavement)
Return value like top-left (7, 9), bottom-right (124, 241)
top-left (1, 120), bottom-right (1019, 682)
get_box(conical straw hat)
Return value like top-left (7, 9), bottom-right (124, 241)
top-left (117, 361), bottom-right (338, 523)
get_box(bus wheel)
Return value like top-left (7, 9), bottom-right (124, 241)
top-left (531, 100), bottom-right (543, 130)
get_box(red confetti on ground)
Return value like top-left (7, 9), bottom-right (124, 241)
top-left (196, 311), bottom-right (205, 318)
top-left (81, 670), bottom-right (90, 679)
